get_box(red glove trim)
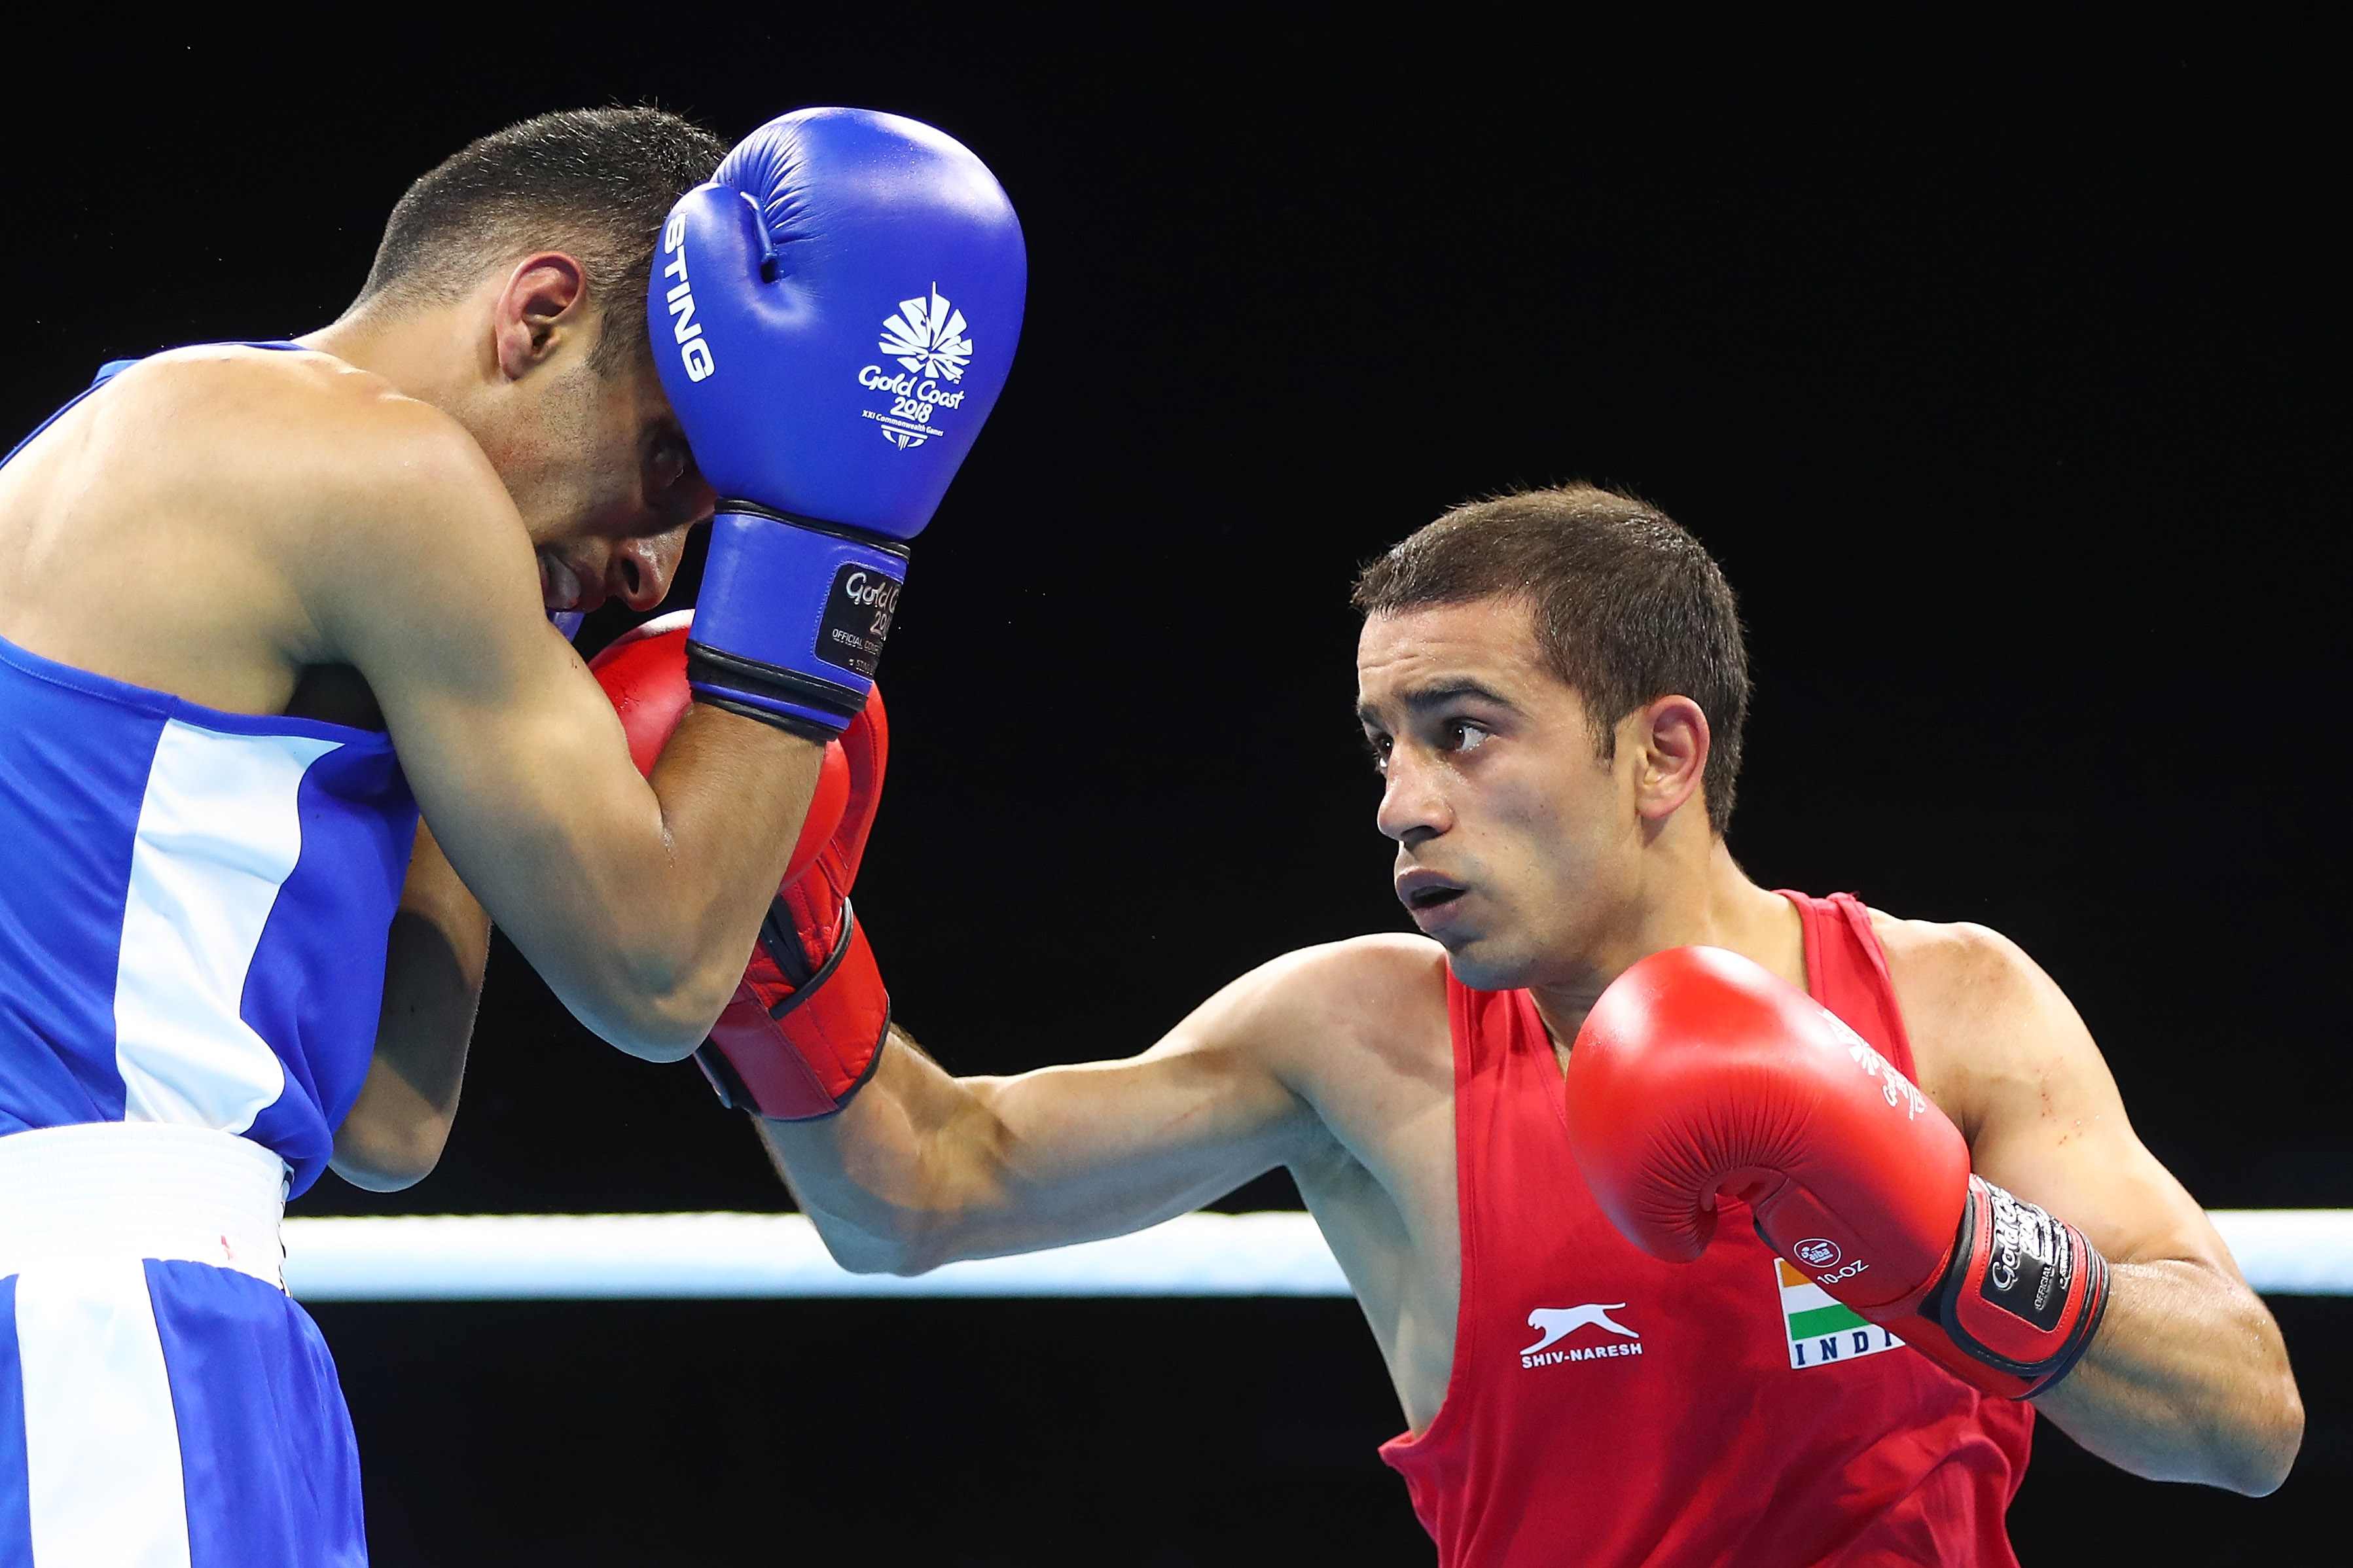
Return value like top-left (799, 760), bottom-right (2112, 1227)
top-left (695, 904), bottom-right (891, 1121)
top-left (1931, 1175), bottom-right (2111, 1396)
top-left (1881, 1313), bottom-right (2039, 1400)
top-left (1768, 1175), bottom-right (2109, 1400)
top-left (765, 897), bottom-right (859, 1022)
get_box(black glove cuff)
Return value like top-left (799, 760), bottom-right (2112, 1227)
top-left (690, 692), bottom-right (841, 744)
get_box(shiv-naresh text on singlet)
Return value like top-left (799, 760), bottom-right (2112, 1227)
top-left (1380, 891), bottom-right (2034, 1567)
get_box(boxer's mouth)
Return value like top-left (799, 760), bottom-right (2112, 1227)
top-left (1395, 871), bottom-right (1467, 914)
top-left (537, 550), bottom-right (586, 613)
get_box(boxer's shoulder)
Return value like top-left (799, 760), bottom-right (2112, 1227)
top-left (5, 344), bottom-right (510, 577)
top-left (90, 344), bottom-right (502, 521)
top-left (0, 344), bottom-right (521, 711)
top-left (1162, 935), bottom-right (1445, 1089)
top-left (114, 347), bottom-right (526, 614)
top-left (1869, 910), bottom-right (2053, 1029)
top-left (1868, 908), bottom-right (2094, 1133)
top-left (1217, 934), bottom-right (1452, 1129)
top-left (1232, 933), bottom-right (1448, 1057)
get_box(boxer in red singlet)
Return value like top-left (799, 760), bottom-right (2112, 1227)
top-left (744, 485), bottom-right (2302, 1565)
top-left (1382, 894), bottom-right (2032, 1562)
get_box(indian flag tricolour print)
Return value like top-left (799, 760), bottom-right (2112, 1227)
top-left (1776, 1258), bottom-right (1907, 1370)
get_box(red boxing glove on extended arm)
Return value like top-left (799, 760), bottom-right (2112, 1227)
top-left (698, 684), bottom-right (891, 1118)
top-left (587, 615), bottom-right (890, 1120)
top-left (1562, 945), bottom-right (2109, 1399)
top-left (589, 611), bottom-right (852, 880)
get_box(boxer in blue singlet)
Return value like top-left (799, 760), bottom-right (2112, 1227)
top-left (0, 105), bottom-right (1026, 1565)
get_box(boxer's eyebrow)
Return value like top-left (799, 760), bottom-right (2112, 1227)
top-left (1357, 680), bottom-right (1517, 726)
top-left (1404, 679), bottom-right (1515, 713)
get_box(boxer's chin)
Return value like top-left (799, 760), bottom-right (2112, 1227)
top-left (1441, 948), bottom-right (1515, 993)
top-left (1434, 928), bottom-right (1531, 993)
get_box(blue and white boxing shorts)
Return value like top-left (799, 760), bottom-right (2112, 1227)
top-left (0, 1124), bottom-right (364, 1567)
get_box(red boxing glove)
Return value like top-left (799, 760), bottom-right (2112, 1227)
top-left (587, 615), bottom-right (890, 1119)
top-left (592, 610), bottom-right (700, 775)
top-left (589, 612), bottom-right (851, 880)
top-left (698, 683), bottom-right (890, 1119)
top-left (1563, 945), bottom-right (2109, 1398)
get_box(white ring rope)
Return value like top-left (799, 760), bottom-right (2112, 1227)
top-left (281, 1209), bottom-right (2353, 1301)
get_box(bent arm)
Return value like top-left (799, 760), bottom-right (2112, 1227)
top-left (759, 953), bottom-right (1337, 1274)
top-left (1907, 925), bottom-right (2303, 1494)
top-left (309, 417), bottom-right (820, 1060)
top-left (332, 822), bottom-right (488, 1190)
top-left (2031, 1245), bottom-right (2297, 1493)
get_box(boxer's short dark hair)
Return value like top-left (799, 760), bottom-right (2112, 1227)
top-left (1352, 484), bottom-right (1751, 836)
top-left (355, 107), bottom-right (726, 374)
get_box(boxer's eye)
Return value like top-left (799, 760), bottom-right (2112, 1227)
top-left (1445, 721), bottom-right (1491, 755)
top-left (1363, 732), bottom-right (1392, 775)
top-left (647, 439), bottom-right (687, 491)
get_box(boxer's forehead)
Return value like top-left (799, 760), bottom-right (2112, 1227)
top-left (569, 348), bottom-right (685, 446)
top-left (618, 347), bottom-right (685, 431)
top-left (1354, 596), bottom-right (1556, 719)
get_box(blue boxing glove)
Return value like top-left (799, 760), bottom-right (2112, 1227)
top-left (652, 107), bottom-right (1027, 737)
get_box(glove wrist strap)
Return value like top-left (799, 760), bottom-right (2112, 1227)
top-left (689, 507), bottom-right (908, 731)
top-left (694, 903), bottom-right (891, 1120)
top-left (1933, 1176), bottom-right (2112, 1396)
top-left (688, 645), bottom-right (861, 736)
top-left (690, 688), bottom-right (840, 743)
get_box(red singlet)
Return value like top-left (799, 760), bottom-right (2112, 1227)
top-left (1380, 891), bottom-right (2034, 1567)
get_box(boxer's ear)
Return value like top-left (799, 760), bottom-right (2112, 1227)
top-left (491, 252), bottom-right (590, 380)
top-left (1628, 694), bottom-right (1710, 824)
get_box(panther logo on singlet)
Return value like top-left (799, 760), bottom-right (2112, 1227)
top-left (857, 286), bottom-right (975, 449)
top-left (1518, 1304), bottom-right (1644, 1368)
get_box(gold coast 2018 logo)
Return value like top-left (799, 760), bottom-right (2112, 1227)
top-left (860, 287), bottom-right (973, 449)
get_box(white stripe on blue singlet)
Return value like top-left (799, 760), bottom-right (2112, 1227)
top-left (114, 720), bottom-right (341, 1133)
top-left (14, 1258), bottom-right (193, 1568)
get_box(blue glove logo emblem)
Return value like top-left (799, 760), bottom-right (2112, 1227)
top-left (859, 286), bottom-right (977, 451)
top-left (878, 287), bottom-right (973, 382)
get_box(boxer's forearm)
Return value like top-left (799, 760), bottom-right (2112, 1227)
top-left (2032, 1258), bottom-right (2301, 1494)
top-left (758, 1031), bottom-right (1016, 1272)
top-left (343, 497), bottom-right (827, 1061)
top-left (333, 824), bottom-right (490, 1189)
top-left (760, 1027), bottom-right (1306, 1274)
top-left (535, 705), bottom-right (824, 1057)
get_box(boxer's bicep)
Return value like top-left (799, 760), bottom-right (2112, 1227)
top-left (1931, 929), bottom-right (2231, 1274)
top-left (1943, 933), bottom-right (2300, 1488)
top-left (298, 410), bottom-right (655, 891)
top-left (975, 1032), bottom-right (1312, 1226)
top-left (932, 936), bottom-right (1437, 1257)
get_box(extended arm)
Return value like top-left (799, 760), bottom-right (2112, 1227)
top-left (1900, 924), bottom-right (2303, 1494)
top-left (331, 822), bottom-right (489, 1190)
top-left (759, 950), bottom-right (1349, 1274)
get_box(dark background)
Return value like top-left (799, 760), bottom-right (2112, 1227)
top-left (5, 10), bottom-right (2341, 1563)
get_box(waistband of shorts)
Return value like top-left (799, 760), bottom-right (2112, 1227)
top-left (0, 1122), bottom-right (289, 1290)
